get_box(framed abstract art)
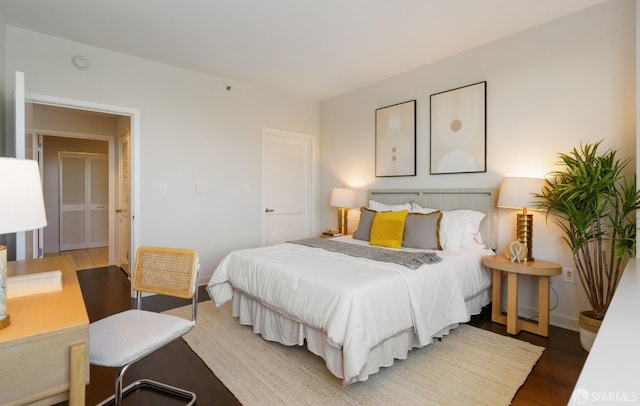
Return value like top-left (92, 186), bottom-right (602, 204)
top-left (430, 81), bottom-right (486, 174)
top-left (375, 100), bottom-right (416, 177)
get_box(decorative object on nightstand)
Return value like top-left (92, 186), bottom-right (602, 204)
top-left (321, 228), bottom-right (342, 238)
top-left (482, 255), bottom-right (561, 337)
top-left (0, 158), bottom-right (48, 330)
top-left (497, 177), bottom-right (544, 262)
top-left (536, 141), bottom-right (640, 351)
top-left (330, 187), bottom-right (357, 235)
top-left (505, 240), bottom-right (527, 263)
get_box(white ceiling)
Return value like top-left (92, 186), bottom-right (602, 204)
top-left (1, 0), bottom-right (607, 101)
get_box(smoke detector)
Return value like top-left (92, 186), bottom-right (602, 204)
top-left (72, 55), bottom-right (90, 71)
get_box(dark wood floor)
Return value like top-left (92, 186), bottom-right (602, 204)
top-left (70, 266), bottom-right (587, 405)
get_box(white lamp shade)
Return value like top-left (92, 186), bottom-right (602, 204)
top-left (330, 187), bottom-right (357, 208)
top-left (497, 177), bottom-right (544, 210)
top-left (0, 158), bottom-right (48, 234)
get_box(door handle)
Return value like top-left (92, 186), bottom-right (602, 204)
top-left (265, 208), bottom-right (275, 213)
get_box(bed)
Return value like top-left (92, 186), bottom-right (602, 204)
top-left (207, 188), bottom-right (497, 384)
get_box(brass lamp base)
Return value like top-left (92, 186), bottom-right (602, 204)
top-left (337, 207), bottom-right (349, 235)
top-left (516, 212), bottom-right (534, 261)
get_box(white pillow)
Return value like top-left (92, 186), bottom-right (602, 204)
top-left (368, 200), bottom-right (411, 212)
top-left (410, 202), bottom-right (438, 214)
top-left (439, 210), bottom-right (486, 250)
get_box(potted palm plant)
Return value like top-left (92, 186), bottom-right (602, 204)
top-left (536, 141), bottom-right (640, 351)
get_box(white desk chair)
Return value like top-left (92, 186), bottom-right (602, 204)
top-left (89, 246), bottom-right (200, 406)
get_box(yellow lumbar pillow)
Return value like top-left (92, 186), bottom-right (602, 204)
top-left (369, 210), bottom-right (409, 249)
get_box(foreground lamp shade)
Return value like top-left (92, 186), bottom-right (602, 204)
top-left (497, 177), bottom-right (544, 262)
top-left (0, 158), bottom-right (48, 330)
top-left (329, 187), bottom-right (357, 235)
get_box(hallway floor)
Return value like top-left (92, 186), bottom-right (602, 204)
top-left (45, 247), bottom-right (109, 270)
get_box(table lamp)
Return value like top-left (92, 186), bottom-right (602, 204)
top-left (497, 177), bottom-right (544, 262)
top-left (329, 187), bottom-right (357, 235)
top-left (0, 158), bottom-right (48, 330)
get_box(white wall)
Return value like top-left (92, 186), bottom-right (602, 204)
top-left (33, 104), bottom-right (119, 136)
top-left (5, 26), bottom-right (319, 281)
top-left (320, 0), bottom-right (636, 330)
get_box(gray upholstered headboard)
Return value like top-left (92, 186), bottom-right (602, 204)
top-left (368, 188), bottom-right (498, 250)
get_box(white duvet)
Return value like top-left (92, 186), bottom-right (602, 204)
top-left (207, 236), bottom-right (492, 383)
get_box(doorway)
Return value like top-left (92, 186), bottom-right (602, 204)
top-left (30, 102), bottom-right (133, 271)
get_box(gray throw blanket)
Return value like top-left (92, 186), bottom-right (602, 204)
top-left (288, 237), bottom-right (441, 270)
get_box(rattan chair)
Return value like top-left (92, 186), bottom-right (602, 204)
top-left (89, 246), bottom-right (200, 406)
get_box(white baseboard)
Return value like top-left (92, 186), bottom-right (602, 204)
top-left (514, 303), bottom-right (579, 332)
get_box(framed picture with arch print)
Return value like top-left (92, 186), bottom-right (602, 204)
top-left (430, 81), bottom-right (486, 174)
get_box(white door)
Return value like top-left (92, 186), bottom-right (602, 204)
top-left (262, 128), bottom-right (314, 245)
top-left (117, 130), bottom-right (131, 275)
top-left (59, 152), bottom-right (109, 251)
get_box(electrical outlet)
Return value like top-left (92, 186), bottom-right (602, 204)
top-left (563, 267), bottom-right (575, 283)
top-left (196, 183), bottom-right (204, 194)
top-left (223, 241), bottom-right (230, 251)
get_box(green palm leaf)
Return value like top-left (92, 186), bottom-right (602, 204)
top-left (536, 141), bottom-right (639, 320)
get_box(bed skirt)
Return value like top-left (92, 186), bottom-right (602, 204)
top-left (230, 287), bottom-right (491, 384)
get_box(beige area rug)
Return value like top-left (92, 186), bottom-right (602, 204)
top-left (165, 303), bottom-right (544, 406)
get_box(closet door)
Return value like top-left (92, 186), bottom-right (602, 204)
top-left (89, 156), bottom-right (109, 247)
top-left (59, 152), bottom-right (108, 251)
top-left (117, 131), bottom-right (131, 274)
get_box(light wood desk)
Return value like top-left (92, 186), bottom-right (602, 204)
top-left (0, 256), bottom-right (89, 405)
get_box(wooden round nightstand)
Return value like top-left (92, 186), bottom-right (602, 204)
top-left (481, 255), bottom-right (562, 337)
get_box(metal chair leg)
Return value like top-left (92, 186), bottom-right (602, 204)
top-left (96, 363), bottom-right (195, 406)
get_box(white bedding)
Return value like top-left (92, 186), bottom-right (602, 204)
top-left (207, 236), bottom-right (493, 384)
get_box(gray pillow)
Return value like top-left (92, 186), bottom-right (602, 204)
top-left (403, 211), bottom-right (442, 250)
top-left (353, 207), bottom-right (377, 241)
